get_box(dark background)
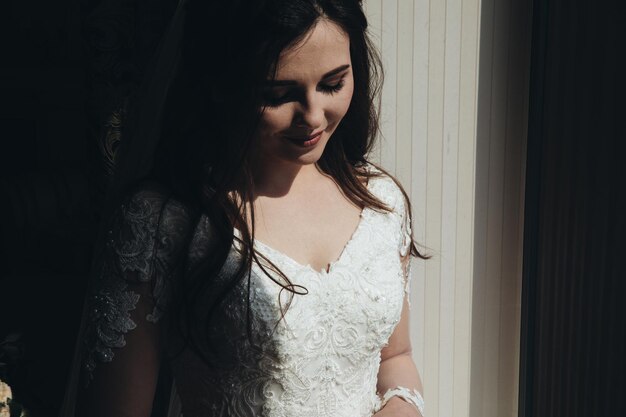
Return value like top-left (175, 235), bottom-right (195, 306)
top-left (0, 1), bottom-right (177, 415)
top-left (0, 0), bottom-right (624, 416)
top-left (520, 1), bottom-right (626, 416)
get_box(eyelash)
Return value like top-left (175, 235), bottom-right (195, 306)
top-left (262, 77), bottom-right (346, 107)
top-left (320, 78), bottom-right (346, 94)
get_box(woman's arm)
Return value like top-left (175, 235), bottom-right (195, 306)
top-left (74, 188), bottom-right (192, 417)
top-left (76, 277), bottom-right (164, 417)
top-left (375, 186), bottom-right (425, 417)
top-left (374, 294), bottom-right (424, 417)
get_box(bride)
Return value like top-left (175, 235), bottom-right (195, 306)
top-left (62, 0), bottom-right (427, 416)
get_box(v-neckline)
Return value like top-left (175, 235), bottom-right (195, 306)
top-left (248, 206), bottom-right (369, 275)
top-left (233, 175), bottom-right (374, 276)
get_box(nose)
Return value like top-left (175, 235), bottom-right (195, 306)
top-left (293, 91), bottom-right (324, 130)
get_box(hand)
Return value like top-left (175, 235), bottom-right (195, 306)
top-left (373, 397), bottom-right (422, 417)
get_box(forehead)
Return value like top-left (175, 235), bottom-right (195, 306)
top-left (274, 19), bottom-right (351, 79)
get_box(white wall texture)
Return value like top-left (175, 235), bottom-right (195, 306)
top-left (362, 0), bottom-right (532, 416)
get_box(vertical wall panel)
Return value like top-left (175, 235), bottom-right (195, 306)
top-left (498, 0), bottom-right (530, 415)
top-left (440, 0), bottom-right (462, 415)
top-left (363, 0), bottom-right (531, 416)
top-left (364, 0), bottom-right (383, 165)
top-left (380, 0), bottom-right (398, 172)
top-left (454, 0), bottom-right (481, 416)
top-left (473, 0), bottom-right (532, 416)
top-left (396, 0), bottom-right (414, 190)
top-left (411, 0), bottom-right (430, 373)
top-left (424, 0), bottom-right (445, 412)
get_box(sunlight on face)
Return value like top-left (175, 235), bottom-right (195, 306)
top-left (253, 19), bottom-right (354, 168)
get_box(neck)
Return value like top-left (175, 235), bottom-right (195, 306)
top-left (249, 156), bottom-right (328, 198)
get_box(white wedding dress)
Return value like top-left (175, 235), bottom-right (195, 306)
top-left (65, 164), bottom-right (413, 417)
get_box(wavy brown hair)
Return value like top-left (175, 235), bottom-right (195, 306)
top-left (134, 0), bottom-right (430, 367)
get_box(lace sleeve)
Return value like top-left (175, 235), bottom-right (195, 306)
top-left (76, 188), bottom-right (192, 417)
top-left (397, 189), bottom-right (413, 304)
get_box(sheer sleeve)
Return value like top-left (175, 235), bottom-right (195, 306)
top-left (397, 188), bottom-right (413, 306)
top-left (75, 188), bottom-right (192, 417)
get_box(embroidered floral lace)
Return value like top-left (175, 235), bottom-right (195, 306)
top-left (81, 187), bottom-right (193, 386)
top-left (80, 165), bottom-right (416, 417)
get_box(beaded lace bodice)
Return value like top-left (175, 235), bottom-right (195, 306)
top-left (80, 165), bottom-right (413, 417)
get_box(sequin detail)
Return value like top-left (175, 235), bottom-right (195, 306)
top-left (169, 165), bottom-right (417, 417)
top-left (81, 190), bottom-right (191, 385)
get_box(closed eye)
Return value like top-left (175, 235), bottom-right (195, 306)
top-left (261, 72), bottom-right (349, 107)
top-left (318, 76), bottom-right (346, 95)
top-left (261, 89), bottom-right (294, 107)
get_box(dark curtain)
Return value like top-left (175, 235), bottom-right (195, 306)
top-left (521, 0), bottom-right (626, 416)
top-left (0, 1), bottom-right (177, 415)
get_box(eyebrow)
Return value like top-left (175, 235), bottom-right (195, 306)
top-left (265, 64), bottom-right (351, 86)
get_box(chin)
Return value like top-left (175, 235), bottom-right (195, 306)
top-left (289, 149), bottom-right (325, 166)
top-left (281, 136), bottom-right (330, 163)
top-left (299, 155), bottom-right (324, 166)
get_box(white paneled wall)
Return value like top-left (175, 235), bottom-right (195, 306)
top-left (363, 0), bottom-right (531, 416)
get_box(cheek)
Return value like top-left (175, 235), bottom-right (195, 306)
top-left (329, 82), bottom-right (354, 123)
top-left (258, 108), bottom-right (292, 132)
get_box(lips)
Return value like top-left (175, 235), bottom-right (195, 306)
top-left (285, 130), bottom-right (323, 142)
top-left (284, 130), bottom-right (324, 147)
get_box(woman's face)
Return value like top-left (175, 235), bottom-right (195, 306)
top-left (253, 19), bottom-right (354, 168)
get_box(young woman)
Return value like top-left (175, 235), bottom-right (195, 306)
top-left (65, 0), bottom-right (427, 416)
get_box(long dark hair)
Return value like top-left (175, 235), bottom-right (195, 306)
top-left (119, 0), bottom-right (428, 368)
